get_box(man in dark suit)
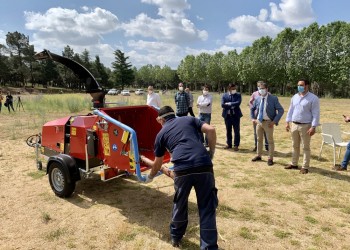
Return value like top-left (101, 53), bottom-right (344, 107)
top-left (221, 83), bottom-right (243, 151)
top-left (250, 81), bottom-right (284, 165)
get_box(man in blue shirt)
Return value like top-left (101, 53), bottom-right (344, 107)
top-left (285, 79), bottom-right (320, 174)
top-left (140, 106), bottom-right (218, 249)
top-left (221, 83), bottom-right (243, 151)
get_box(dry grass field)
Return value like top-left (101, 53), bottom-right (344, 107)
top-left (1, 91), bottom-right (350, 250)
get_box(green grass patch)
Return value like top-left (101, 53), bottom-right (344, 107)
top-left (27, 171), bottom-right (46, 179)
top-left (45, 228), bottom-right (67, 241)
top-left (238, 227), bottom-right (257, 240)
top-left (274, 229), bottom-right (292, 239)
top-left (305, 216), bottom-right (318, 224)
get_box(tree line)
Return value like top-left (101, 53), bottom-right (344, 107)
top-left (0, 21), bottom-right (350, 97)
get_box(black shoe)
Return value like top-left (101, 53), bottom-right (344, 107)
top-left (265, 146), bottom-right (269, 151)
top-left (224, 145), bottom-right (232, 149)
top-left (171, 239), bottom-right (181, 247)
top-left (267, 159), bottom-right (274, 166)
top-left (252, 156), bottom-right (262, 162)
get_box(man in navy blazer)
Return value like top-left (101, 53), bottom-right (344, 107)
top-left (221, 83), bottom-right (243, 151)
top-left (250, 81), bottom-right (284, 165)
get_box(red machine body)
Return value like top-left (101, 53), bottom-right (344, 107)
top-left (41, 105), bottom-right (171, 175)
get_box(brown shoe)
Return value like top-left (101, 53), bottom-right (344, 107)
top-left (333, 165), bottom-right (347, 171)
top-left (267, 159), bottom-right (274, 166)
top-left (252, 156), bottom-right (262, 162)
top-left (300, 168), bottom-right (309, 174)
top-left (284, 164), bottom-right (298, 170)
top-left (233, 146), bottom-right (239, 151)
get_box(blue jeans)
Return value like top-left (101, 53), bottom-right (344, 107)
top-left (199, 113), bottom-right (211, 145)
top-left (224, 115), bottom-right (240, 147)
top-left (170, 172), bottom-right (218, 250)
top-left (341, 142), bottom-right (350, 169)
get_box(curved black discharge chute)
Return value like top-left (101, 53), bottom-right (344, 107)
top-left (34, 49), bottom-right (106, 108)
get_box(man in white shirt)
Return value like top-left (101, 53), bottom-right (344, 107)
top-left (147, 86), bottom-right (161, 108)
top-left (197, 85), bottom-right (213, 146)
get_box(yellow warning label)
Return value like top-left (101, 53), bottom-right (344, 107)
top-left (121, 131), bottom-right (130, 144)
top-left (103, 133), bottom-right (110, 156)
top-left (71, 127), bottom-right (76, 136)
top-left (60, 143), bottom-right (64, 152)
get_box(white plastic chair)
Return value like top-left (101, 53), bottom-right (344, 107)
top-left (318, 123), bottom-right (350, 166)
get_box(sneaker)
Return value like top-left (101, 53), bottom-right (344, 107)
top-left (284, 164), bottom-right (298, 170)
top-left (300, 168), bottom-right (309, 174)
top-left (252, 156), bottom-right (262, 162)
top-left (333, 165), bottom-right (347, 171)
top-left (233, 146), bottom-right (239, 151)
top-left (267, 159), bottom-right (274, 166)
top-left (171, 239), bottom-right (181, 247)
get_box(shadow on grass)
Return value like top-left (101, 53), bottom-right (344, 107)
top-left (65, 175), bottom-right (201, 249)
top-left (308, 166), bottom-right (350, 182)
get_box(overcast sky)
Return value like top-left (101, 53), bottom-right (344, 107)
top-left (0, 0), bottom-right (349, 69)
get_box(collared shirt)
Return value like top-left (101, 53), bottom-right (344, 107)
top-left (257, 94), bottom-right (270, 121)
top-left (197, 94), bottom-right (213, 114)
top-left (175, 91), bottom-right (190, 114)
top-left (147, 92), bottom-right (161, 108)
top-left (286, 91), bottom-right (320, 127)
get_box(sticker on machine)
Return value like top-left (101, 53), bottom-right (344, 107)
top-left (112, 144), bottom-right (118, 151)
top-left (102, 133), bottom-right (111, 156)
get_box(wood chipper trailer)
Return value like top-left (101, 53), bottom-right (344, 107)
top-left (27, 50), bottom-right (171, 197)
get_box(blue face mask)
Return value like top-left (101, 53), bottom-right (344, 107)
top-left (297, 86), bottom-right (305, 93)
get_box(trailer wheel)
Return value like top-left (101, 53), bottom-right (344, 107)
top-left (48, 162), bottom-right (75, 198)
top-left (37, 161), bottom-right (42, 170)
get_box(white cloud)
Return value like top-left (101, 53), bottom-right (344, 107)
top-left (226, 15), bottom-right (283, 44)
top-left (127, 40), bottom-right (184, 68)
top-left (269, 0), bottom-right (315, 26)
top-left (121, 0), bottom-right (207, 43)
top-left (25, 7), bottom-right (118, 45)
top-left (185, 45), bottom-right (243, 57)
top-left (258, 9), bottom-right (268, 22)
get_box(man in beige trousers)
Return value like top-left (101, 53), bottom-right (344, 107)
top-left (285, 79), bottom-right (320, 174)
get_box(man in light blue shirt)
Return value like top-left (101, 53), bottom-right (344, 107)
top-left (285, 79), bottom-right (320, 174)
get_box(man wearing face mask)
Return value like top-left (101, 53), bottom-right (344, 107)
top-left (175, 82), bottom-right (190, 117)
top-left (285, 79), bottom-right (320, 174)
top-left (221, 83), bottom-right (243, 151)
top-left (250, 81), bottom-right (284, 166)
top-left (140, 106), bottom-right (218, 249)
top-left (249, 81), bottom-right (269, 152)
top-left (147, 85), bottom-right (162, 108)
top-left (197, 85), bottom-right (213, 146)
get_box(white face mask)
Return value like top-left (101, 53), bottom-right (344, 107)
top-left (179, 87), bottom-right (184, 91)
top-left (203, 90), bottom-right (208, 95)
top-left (258, 89), bottom-right (267, 96)
top-left (230, 90), bottom-right (236, 94)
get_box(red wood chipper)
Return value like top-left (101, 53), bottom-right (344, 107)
top-left (27, 50), bottom-right (171, 197)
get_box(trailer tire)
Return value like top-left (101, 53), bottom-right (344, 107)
top-left (48, 162), bottom-right (75, 198)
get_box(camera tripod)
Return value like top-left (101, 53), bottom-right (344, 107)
top-left (16, 96), bottom-right (24, 111)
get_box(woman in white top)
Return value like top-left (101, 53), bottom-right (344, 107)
top-left (146, 86), bottom-right (161, 108)
top-left (197, 85), bottom-right (213, 146)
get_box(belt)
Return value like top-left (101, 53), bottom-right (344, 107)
top-left (174, 166), bottom-right (213, 177)
top-left (292, 121), bottom-right (310, 124)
